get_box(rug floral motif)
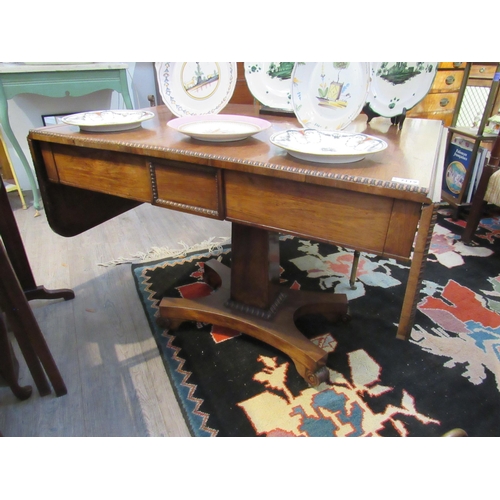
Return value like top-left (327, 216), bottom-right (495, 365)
top-left (132, 207), bottom-right (500, 436)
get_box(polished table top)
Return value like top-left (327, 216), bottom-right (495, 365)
top-left (29, 103), bottom-right (443, 205)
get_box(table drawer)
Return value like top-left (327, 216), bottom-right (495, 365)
top-left (224, 171), bottom-right (420, 259)
top-left (149, 159), bottom-right (223, 218)
top-left (41, 143), bottom-right (152, 201)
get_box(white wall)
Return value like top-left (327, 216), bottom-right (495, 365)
top-left (3, 62), bottom-right (157, 191)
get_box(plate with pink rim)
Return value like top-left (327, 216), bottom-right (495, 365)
top-left (167, 114), bottom-right (272, 142)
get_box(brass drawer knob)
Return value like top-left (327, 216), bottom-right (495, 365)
top-left (445, 75), bottom-right (455, 85)
top-left (453, 62), bottom-right (462, 68)
top-left (440, 98), bottom-right (450, 107)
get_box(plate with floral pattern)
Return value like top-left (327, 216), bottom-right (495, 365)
top-left (270, 128), bottom-right (387, 164)
top-left (155, 62), bottom-right (237, 117)
top-left (291, 62), bottom-right (370, 130)
top-left (244, 62), bottom-right (295, 111)
top-left (366, 62), bottom-right (438, 117)
top-left (61, 109), bottom-right (154, 132)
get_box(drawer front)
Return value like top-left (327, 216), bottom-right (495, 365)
top-left (224, 171), bottom-right (420, 259)
top-left (150, 159), bottom-right (223, 218)
top-left (470, 63), bottom-right (497, 80)
top-left (46, 144), bottom-right (152, 201)
top-left (438, 62), bottom-right (466, 70)
top-left (409, 91), bottom-right (458, 114)
top-left (431, 69), bottom-right (464, 93)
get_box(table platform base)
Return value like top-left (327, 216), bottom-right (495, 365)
top-left (158, 259), bottom-right (350, 387)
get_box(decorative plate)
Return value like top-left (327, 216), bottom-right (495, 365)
top-left (155, 62), bottom-right (237, 117)
top-left (167, 114), bottom-right (271, 142)
top-left (244, 62), bottom-right (295, 111)
top-left (366, 62), bottom-right (438, 117)
top-left (61, 109), bottom-right (154, 132)
top-left (291, 62), bottom-right (370, 130)
top-left (270, 128), bottom-right (387, 164)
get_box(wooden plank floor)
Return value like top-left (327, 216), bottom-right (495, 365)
top-left (0, 192), bottom-right (231, 436)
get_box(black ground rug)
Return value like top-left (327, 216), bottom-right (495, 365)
top-left (132, 206), bottom-right (500, 437)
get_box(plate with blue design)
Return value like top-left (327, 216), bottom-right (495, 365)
top-left (155, 62), bottom-right (237, 117)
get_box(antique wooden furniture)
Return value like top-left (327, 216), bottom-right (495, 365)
top-left (407, 62), bottom-right (467, 127)
top-left (442, 62), bottom-right (500, 210)
top-left (461, 134), bottom-right (500, 244)
top-left (27, 104), bottom-right (443, 386)
top-left (0, 63), bottom-right (133, 211)
top-left (0, 176), bottom-right (73, 398)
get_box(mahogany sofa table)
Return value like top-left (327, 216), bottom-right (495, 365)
top-left (27, 104), bottom-right (443, 386)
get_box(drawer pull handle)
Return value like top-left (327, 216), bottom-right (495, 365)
top-left (445, 75), bottom-right (455, 85)
top-left (453, 62), bottom-right (462, 68)
top-left (480, 67), bottom-right (486, 73)
top-left (440, 98), bottom-right (450, 107)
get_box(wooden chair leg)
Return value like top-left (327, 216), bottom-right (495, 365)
top-left (462, 165), bottom-right (497, 245)
top-left (462, 136), bottom-right (500, 244)
top-left (0, 240), bottom-right (67, 397)
top-left (0, 313), bottom-right (32, 400)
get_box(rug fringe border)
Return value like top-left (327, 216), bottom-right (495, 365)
top-left (99, 236), bottom-right (231, 267)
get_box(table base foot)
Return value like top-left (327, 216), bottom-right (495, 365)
top-left (157, 259), bottom-right (350, 387)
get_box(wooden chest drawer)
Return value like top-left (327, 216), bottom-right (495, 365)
top-left (409, 91), bottom-right (458, 115)
top-left (431, 69), bottom-right (465, 92)
top-left (470, 63), bottom-right (497, 80)
top-left (438, 62), bottom-right (466, 70)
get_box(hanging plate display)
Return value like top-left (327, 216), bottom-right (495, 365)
top-left (244, 62), bottom-right (295, 111)
top-left (155, 62), bottom-right (237, 117)
top-left (366, 62), bottom-right (438, 117)
top-left (291, 62), bottom-right (370, 130)
top-left (270, 128), bottom-right (387, 164)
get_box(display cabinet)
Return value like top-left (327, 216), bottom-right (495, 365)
top-left (407, 62), bottom-right (467, 127)
top-left (441, 62), bottom-right (500, 210)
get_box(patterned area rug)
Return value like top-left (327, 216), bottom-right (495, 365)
top-left (132, 206), bottom-right (500, 437)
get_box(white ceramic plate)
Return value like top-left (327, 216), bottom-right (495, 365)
top-left (270, 128), bottom-right (387, 164)
top-left (291, 62), bottom-right (370, 130)
top-left (155, 62), bottom-right (237, 117)
top-left (61, 109), bottom-right (154, 132)
top-left (244, 62), bottom-right (295, 111)
top-left (167, 114), bottom-right (271, 142)
top-left (367, 62), bottom-right (438, 117)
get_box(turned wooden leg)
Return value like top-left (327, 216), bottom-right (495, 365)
top-left (397, 203), bottom-right (437, 340)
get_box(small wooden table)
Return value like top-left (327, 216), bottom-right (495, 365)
top-left (27, 104), bottom-right (443, 386)
top-left (0, 62), bottom-right (133, 210)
